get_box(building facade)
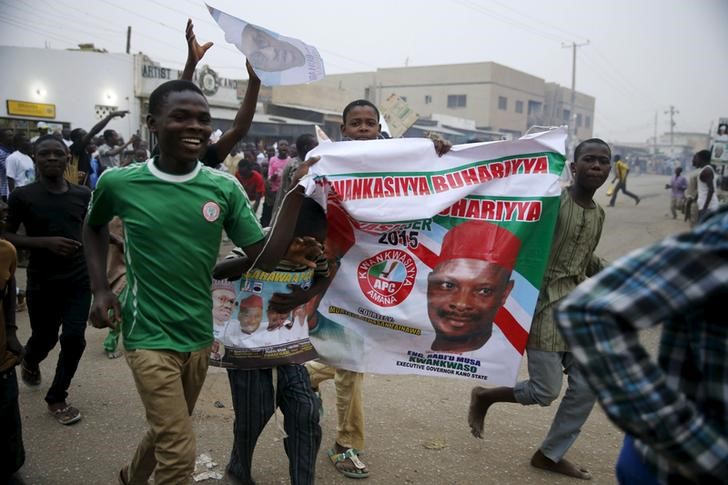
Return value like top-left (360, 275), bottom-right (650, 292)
top-left (271, 61), bottom-right (595, 140)
top-left (0, 46), bottom-right (313, 146)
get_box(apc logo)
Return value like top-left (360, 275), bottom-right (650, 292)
top-left (357, 250), bottom-right (417, 307)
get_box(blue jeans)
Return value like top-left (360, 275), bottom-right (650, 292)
top-left (616, 435), bottom-right (659, 485)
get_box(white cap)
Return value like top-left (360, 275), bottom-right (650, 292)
top-left (37, 122), bottom-right (49, 129)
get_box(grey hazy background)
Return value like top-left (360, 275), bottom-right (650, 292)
top-left (1, 0), bottom-right (726, 143)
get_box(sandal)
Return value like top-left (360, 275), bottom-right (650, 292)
top-left (21, 360), bottom-right (41, 386)
top-left (48, 403), bottom-right (82, 425)
top-left (327, 447), bottom-right (369, 479)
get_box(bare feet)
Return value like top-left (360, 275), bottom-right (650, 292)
top-left (530, 449), bottom-right (591, 480)
top-left (468, 386), bottom-right (495, 438)
top-left (106, 350), bottom-right (123, 359)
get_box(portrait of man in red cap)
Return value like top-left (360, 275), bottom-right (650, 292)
top-left (427, 220), bottom-right (521, 353)
top-left (238, 295), bottom-right (263, 334)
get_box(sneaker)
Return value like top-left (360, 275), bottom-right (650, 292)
top-left (21, 360), bottom-right (41, 386)
top-left (48, 402), bottom-right (82, 425)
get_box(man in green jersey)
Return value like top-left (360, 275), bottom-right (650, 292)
top-left (83, 79), bottom-right (320, 485)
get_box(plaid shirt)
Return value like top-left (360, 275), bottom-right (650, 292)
top-left (556, 206), bottom-right (728, 484)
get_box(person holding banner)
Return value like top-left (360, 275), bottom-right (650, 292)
top-left (212, 195), bottom-right (329, 485)
top-left (468, 138), bottom-right (612, 480)
top-left (302, 99), bottom-right (451, 479)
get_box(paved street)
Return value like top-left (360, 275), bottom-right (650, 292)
top-left (14, 174), bottom-right (687, 484)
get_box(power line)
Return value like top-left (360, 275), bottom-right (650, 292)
top-left (450, 0), bottom-right (567, 43)
top-left (487, 0), bottom-right (588, 43)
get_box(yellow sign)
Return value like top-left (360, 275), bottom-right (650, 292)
top-left (6, 100), bottom-right (56, 119)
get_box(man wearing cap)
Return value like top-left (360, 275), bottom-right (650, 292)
top-left (30, 122), bottom-right (49, 143)
top-left (237, 294), bottom-right (263, 335)
top-left (427, 220), bottom-right (520, 353)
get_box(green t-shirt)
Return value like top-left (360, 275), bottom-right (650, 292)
top-left (87, 159), bottom-right (264, 352)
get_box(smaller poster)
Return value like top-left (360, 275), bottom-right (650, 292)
top-left (713, 117), bottom-right (728, 163)
top-left (210, 268), bottom-right (317, 369)
top-left (207, 4), bottom-right (325, 86)
top-left (380, 93), bottom-right (419, 138)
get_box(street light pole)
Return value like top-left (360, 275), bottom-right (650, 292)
top-left (562, 40), bottom-right (589, 156)
top-left (664, 105), bottom-right (679, 156)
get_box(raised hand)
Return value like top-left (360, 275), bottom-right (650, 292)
top-left (186, 18), bottom-right (213, 66)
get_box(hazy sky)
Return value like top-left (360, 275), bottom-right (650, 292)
top-left (1, 0), bottom-right (726, 143)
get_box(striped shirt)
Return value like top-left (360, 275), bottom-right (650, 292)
top-left (527, 190), bottom-right (605, 352)
top-left (556, 206), bottom-right (728, 483)
top-left (0, 144), bottom-right (10, 198)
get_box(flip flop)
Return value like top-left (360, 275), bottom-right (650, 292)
top-left (327, 447), bottom-right (369, 479)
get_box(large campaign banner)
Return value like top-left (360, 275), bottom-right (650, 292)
top-left (300, 128), bottom-right (566, 386)
top-left (209, 269), bottom-right (317, 369)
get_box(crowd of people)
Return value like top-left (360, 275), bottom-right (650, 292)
top-left (0, 18), bottom-right (726, 485)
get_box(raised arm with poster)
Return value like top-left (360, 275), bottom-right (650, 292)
top-left (207, 4), bottom-right (325, 86)
top-left (300, 128), bottom-right (566, 386)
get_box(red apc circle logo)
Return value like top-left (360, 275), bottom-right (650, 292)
top-left (357, 250), bottom-right (417, 307)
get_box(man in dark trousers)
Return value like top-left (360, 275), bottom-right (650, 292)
top-left (5, 135), bottom-right (91, 426)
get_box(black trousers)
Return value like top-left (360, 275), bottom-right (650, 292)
top-left (0, 367), bottom-right (24, 479)
top-left (609, 180), bottom-right (639, 205)
top-left (227, 365), bottom-right (321, 485)
top-left (24, 279), bottom-right (91, 405)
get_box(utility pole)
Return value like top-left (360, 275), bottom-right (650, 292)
top-left (126, 26), bottom-right (131, 54)
top-left (653, 111), bottom-right (658, 155)
top-left (562, 40), bottom-right (589, 156)
top-left (664, 105), bottom-right (679, 157)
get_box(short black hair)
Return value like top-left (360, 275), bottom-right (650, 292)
top-left (574, 138), bottom-right (610, 161)
top-left (103, 129), bottom-right (116, 141)
top-left (33, 134), bottom-right (69, 153)
top-left (70, 128), bottom-right (86, 143)
top-left (296, 133), bottom-right (317, 159)
top-left (694, 149), bottom-right (711, 165)
top-left (11, 132), bottom-right (28, 146)
top-left (342, 99), bottom-right (380, 123)
top-left (148, 80), bottom-right (206, 116)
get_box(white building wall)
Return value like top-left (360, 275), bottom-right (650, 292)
top-left (0, 46), bottom-right (139, 139)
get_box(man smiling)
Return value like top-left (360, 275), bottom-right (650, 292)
top-left (427, 220), bottom-right (520, 353)
top-left (83, 79), bottom-right (320, 485)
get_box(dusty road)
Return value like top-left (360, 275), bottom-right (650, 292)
top-left (14, 174), bottom-right (687, 484)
